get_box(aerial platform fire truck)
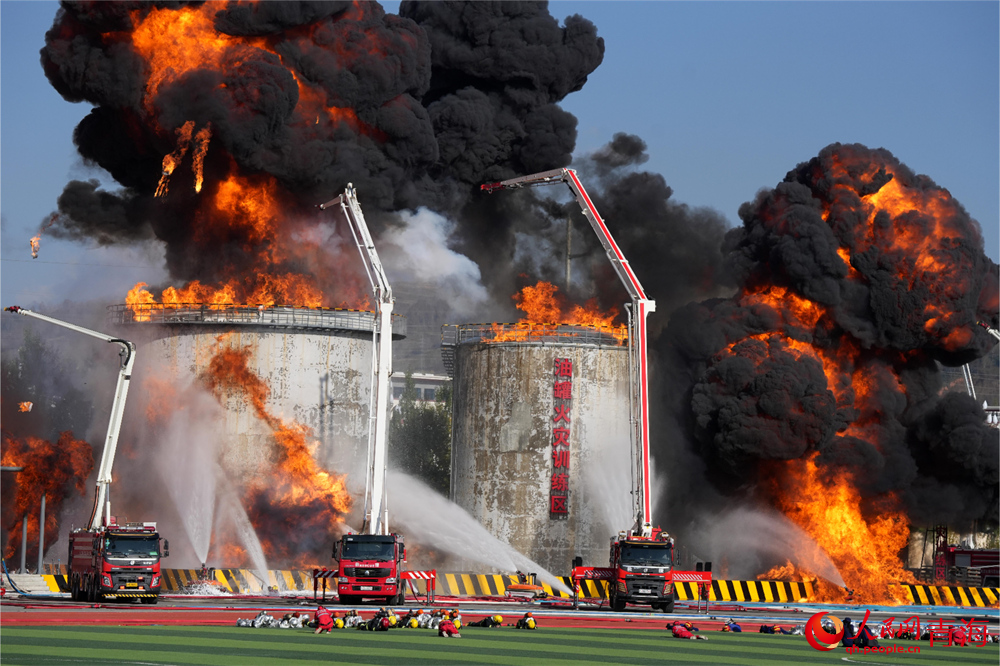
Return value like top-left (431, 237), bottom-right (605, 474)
top-left (319, 185), bottom-right (406, 605)
top-left (483, 169), bottom-right (676, 612)
top-left (4, 306), bottom-right (168, 603)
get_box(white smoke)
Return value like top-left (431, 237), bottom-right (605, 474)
top-left (378, 209), bottom-right (489, 317)
top-left (386, 470), bottom-right (572, 594)
top-left (685, 507), bottom-right (845, 586)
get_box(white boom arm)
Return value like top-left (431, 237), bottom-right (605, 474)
top-left (319, 184), bottom-right (393, 535)
top-left (482, 168), bottom-right (656, 537)
top-left (4, 306), bottom-right (135, 530)
top-left (978, 321), bottom-right (1000, 342)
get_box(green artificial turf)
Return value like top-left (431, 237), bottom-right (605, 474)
top-left (1, 626), bottom-right (997, 666)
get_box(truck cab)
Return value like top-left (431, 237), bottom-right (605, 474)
top-left (334, 533), bottom-right (405, 605)
top-left (608, 528), bottom-right (675, 612)
top-left (70, 521), bottom-right (167, 603)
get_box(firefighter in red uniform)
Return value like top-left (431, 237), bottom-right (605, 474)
top-left (314, 605), bottom-right (334, 634)
top-left (666, 621), bottom-right (708, 640)
top-left (439, 616), bottom-right (462, 638)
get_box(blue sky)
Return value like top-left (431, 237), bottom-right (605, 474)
top-left (2, 1), bottom-right (997, 310)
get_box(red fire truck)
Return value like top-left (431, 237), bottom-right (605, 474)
top-left (69, 519), bottom-right (168, 602)
top-left (333, 532), bottom-right (406, 605)
top-left (4, 306), bottom-right (167, 603)
top-left (319, 186), bottom-right (405, 605)
top-left (606, 528), bottom-right (676, 611)
top-left (482, 170), bottom-right (675, 612)
top-left (945, 546), bottom-right (999, 588)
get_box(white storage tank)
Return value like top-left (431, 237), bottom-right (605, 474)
top-left (445, 323), bottom-right (632, 574)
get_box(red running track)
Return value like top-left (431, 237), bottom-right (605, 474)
top-left (0, 603), bottom-right (731, 631)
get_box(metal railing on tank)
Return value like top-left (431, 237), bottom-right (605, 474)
top-left (447, 322), bottom-right (626, 346)
top-left (108, 304), bottom-right (406, 337)
top-left (441, 322), bottom-right (626, 376)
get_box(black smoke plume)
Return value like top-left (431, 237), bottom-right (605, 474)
top-left (657, 143), bottom-right (999, 531)
top-left (39, 0), bottom-right (604, 302)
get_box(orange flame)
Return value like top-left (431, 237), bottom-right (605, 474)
top-left (123, 5), bottom-right (394, 314)
top-left (155, 121), bottom-right (196, 198)
top-left (825, 158), bottom-right (978, 350)
top-left (1, 431), bottom-right (94, 562)
top-left (29, 236), bottom-right (40, 259)
top-left (768, 456), bottom-right (916, 604)
top-left (488, 281), bottom-right (627, 344)
top-left (130, 5), bottom-right (266, 110)
top-left (191, 124), bottom-right (212, 193)
top-left (18, 402), bottom-right (33, 413)
top-left (201, 343), bottom-right (352, 568)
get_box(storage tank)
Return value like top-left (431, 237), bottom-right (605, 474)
top-left (109, 304), bottom-right (405, 484)
top-left (444, 323), bottom-right (632, 574)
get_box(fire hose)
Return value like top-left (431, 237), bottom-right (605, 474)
top-left (1, 556), bottom-right (44, 598)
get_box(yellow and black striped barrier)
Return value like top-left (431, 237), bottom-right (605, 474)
top-left (901, 584), bottom-right (998, 607)
top-left (36, 567), bottom-right (999, 607)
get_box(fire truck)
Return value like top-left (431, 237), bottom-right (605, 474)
top-left (4, 306), bottom-right (168, 603)
top-left (319, 185), bottom-right (406, 605)
top-left (68, 519), bottom-right (168, 602)
top-left (944, 546), bottom-right (999, 588)
top-left (482, 169), bottom-right (676, 612)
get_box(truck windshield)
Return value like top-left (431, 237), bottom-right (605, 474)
top-left (620, 543), bottom-right (672, 567)
top-left (106, 535), bottom-right (159, 558)
top-left (342, 540), bottom-right (395, 561)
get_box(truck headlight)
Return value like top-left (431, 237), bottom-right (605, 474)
top-left (617, 580), bottom-right (627, 593)
top-left (662, 582), bottom-right (672, 595)
top-left (385, 577), bottom-right (397, 584)
top-left (102, 575), bottom-right (112, 587)
top-left (151, 574), bottom-right (161, 587)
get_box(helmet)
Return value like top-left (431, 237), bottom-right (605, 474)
top-left (453, 620), bottom-right (462, 630)
top-left (334, 618), bottom-right (345, 629)
top-left (389, 616), bottom-right (397, 627)
top-left (525, 612), bottom-right (533, 618)
top-left (722, 625), bottom-right (731, 632)
top-left (526, 618), bottom-right (536, 629)
top-left (493, 615), bottom-right (503, 623)
top-left (408, 618), bottom-right (419, 628)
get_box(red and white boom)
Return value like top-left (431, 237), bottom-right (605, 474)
top-left (482, 168), bottom-right (656, 537)
top-left (319, 184), bottom-right (393, 536)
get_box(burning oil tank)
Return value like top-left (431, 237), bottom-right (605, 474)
top-left (443, 323), bottom-right (632, 574)
top-left (108, 304), bottom-right (405, 484)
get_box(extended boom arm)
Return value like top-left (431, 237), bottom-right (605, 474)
top-left (319, 185), bottom-right (393, 535)
top-left (482, 169), bottom-right (656, 537)
top-left (4, 306), bottom-right (135, 530)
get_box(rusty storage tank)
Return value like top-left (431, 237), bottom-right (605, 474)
top-left (108, 304), bottom-right (405, 486)
top-left (443, 323), bottom-right (632, 574)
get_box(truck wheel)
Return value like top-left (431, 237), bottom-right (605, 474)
top-left (142, 596), bottom-right (159, 605)
top-left (70, 576), bottom-right (79, 601)
top-left (657, 598), bottom-right (675, 613)
top-left (610, 593), bottom-right (626, 612)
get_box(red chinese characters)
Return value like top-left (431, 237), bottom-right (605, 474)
top-left (550, 357), bottom-right (573, 517)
